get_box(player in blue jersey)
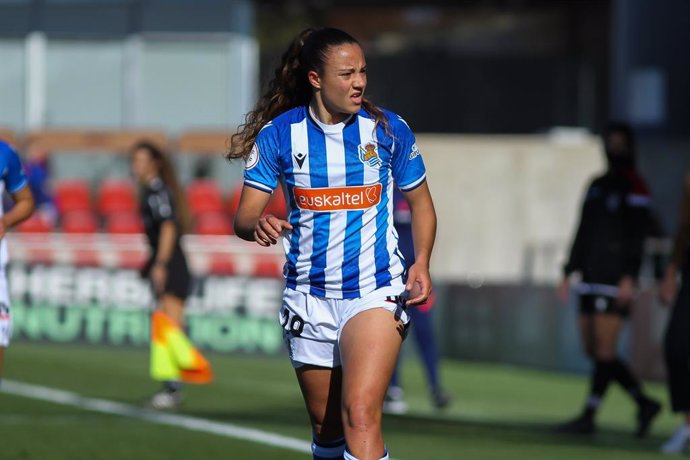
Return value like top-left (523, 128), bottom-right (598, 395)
top-left (383, 190), bottom-right (450, 414)
top-left (228, 28), bottom-right (437, 460)
top-left (0, 141), bottom-right (35, 385)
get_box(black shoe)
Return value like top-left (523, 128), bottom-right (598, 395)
top-left (431, 389), bottom-right (452, 410)
top-left (635, 399), bottom-right (661, 438)
top-left (554, 415), bottom-right (596, 435)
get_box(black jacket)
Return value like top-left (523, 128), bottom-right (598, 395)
top-left (564, 168), bottom-right (652, 286)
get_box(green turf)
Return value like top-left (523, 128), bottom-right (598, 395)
top-left (0, 342), bottom-right (678, 459)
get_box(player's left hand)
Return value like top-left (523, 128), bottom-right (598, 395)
top-left (151, 262), bottom-right (167, 294)
top-left (405, 263), bottom-right (432, 305)
top-left (0, 219), bottom-right (5, 240)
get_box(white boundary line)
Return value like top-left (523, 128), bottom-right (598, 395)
top-left (1, 380), bottom-right (312, 455)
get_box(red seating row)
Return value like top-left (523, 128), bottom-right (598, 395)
top-left (54, 179), bottom-right (287, 218)
top-left (19, 179), bottom-right (287, 235)
top-left (55, 178), bottom-right (138, 216)
top-left (18, 211), bottom-right (144, 234)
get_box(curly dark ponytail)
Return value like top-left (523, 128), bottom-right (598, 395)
top-left (227, 27), bottom-right (389, 161)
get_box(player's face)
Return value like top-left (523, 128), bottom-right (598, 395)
top-left (606, 132), bottom-right (630, 157)
top-left (314, 43), bottom-right (367, 119)
top-left (131, 148), bottom-right (157, 184)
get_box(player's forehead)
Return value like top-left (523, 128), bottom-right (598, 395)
top-left (322, 43), bottom-right (366, 69)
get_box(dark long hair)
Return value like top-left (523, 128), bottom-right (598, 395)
top-left (131, 141), bottom-right (191, 234)
top-left (226, 27), bottom-right (389, 161)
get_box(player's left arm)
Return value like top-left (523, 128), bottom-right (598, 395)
top-left (402, 182), bottom-right (437, 305)
top-left (0, 147), bottom-right (35, 239)
top-left (1, 187), bottom-right (35, 239)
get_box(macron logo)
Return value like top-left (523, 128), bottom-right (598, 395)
top-left (293, 152), bottom-right (307, 168)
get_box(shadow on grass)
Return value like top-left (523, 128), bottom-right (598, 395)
top-left (177, 402), bottom-right (667, 455)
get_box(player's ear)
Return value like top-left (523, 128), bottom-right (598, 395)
top-left (307, 70), bottom-right (321, 90)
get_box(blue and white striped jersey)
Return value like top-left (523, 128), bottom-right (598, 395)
top-left (244, 106), bottom-right (426, 299)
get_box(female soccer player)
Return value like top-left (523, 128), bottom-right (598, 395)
top-left (659, 172), bottom-right (690, 454)
top-left (229, 28), bottom-right (437, 460)
top-left (0, 140), bottom-right (35, 385)
top-left (131, 141), bottom-right (192, 409)
top-left (557, 122), bottom-right (660, 437)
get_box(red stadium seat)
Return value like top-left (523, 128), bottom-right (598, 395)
top-left (106, 212), bottom-right (144, 234)
top-left (226, 183), bottom-right (243, 217)
top-left (208, 254), bottom-right (236, 275)
top-left (72, 249), bottom-right (100, 267)
top-left (16, 213), bottom-right (55, 233)
top-left (61, 210), bottom-right (99, 234)
top-left (98, 179), bottom-right (138, 216)
top-left (265, 186), bottom-right (288, 219)
top-left (118, 250), bottom-right (148, 270)
top-left (187, 180), bottom-right (224, 216)
top-left (254, 255), bottom-right (284, 278)
top-left (193, 212), bottom-right (232, 235)
top-left (54, 179), bottom-right (92, 215)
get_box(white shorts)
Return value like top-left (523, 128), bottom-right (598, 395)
top-left (0, 267), bottom-right (11, 348)
top-left (279, 283), bottom-right (410, 368)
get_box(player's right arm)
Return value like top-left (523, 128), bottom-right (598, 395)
top-left (233, 124), bottom-right (292, 246)
top-left (234, 187), bottom-right (291, 246)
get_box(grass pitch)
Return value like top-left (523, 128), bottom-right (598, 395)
top-left (0, 342), bottom-right (677, 459)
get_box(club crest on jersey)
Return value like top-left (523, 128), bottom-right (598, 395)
top-left (358, 142), bottom-right (381, 168)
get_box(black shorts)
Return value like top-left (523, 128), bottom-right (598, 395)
top-left (579, 294), bottom-right (629, 318)
top-left (142, 250), bottom-right (192, 301)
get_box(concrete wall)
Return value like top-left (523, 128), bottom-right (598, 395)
top-left (418, 133), bottom-right (604, 283)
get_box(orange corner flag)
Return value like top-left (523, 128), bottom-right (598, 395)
top-left (150, 310), bottom-right (213, 384)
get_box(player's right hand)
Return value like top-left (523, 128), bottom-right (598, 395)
top-left (0, 219), bottom-right (6, 240)
top-left (254, 214), bottom-right (292, 247)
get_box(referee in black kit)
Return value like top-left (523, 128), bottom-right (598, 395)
top-left (556, 122), bottom-right (661, 437)
top-left (130, 141), bottom-right (192, 409)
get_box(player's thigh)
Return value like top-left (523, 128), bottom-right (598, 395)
top-left (295, 365), bottom-right (343, 440)
top-left (339, 308), bottom-right (405, 409)
top-left (593, 313), bottom-right (623, 358)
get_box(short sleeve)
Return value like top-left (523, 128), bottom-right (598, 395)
top-left (390, 116), bottom-right (426, 191)
top-left (243, 123), bottom-right (281, 194)
top-left (3, 144), bottom-right (28, 193)
top-left (148, 186), bottom-right (176, 224)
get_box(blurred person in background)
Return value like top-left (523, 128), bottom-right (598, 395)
top-left (130, 141), bottom-right (193, 409)
top-left (0, 141), bottom-right (35, 385)
top-left (23, 140), bottom-right (56, 224)
top-left (556, 122), bottom-right (661, 436)
top-left (230, 27), bottom-right (436, 460)
top-left (659, 172), bottom-right (690, 454)
top-left (383, 189), bottom-right (450, 414)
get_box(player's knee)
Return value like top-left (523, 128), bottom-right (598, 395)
top-left (342, 399), bottom-right (381, 433)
